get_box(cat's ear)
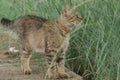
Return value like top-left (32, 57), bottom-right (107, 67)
top-left (71, 6), bottom-right (76, 12)
top-left (62, 5), bottom-right (70, 16)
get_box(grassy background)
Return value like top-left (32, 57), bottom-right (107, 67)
top-left (0, 0), bottom-right (120, 80)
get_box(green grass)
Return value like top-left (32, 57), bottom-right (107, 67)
top-left (0, 0), bottom-right (120, 80)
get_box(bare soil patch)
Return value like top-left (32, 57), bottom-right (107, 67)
top-left (0, 55), bottom-right (82, 80)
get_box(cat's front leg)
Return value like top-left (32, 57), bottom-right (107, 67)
top-left (45, 49), bottom-right (58, 79)
top-left (56, 53), bottom-right (70, 78)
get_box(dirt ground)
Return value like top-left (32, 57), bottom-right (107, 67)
top-left (0, 54), bottom-right (46, 80)
top-left (0, 60), bottom-right (45, 80)
top-left (0, 54), bottom-right (83, 80)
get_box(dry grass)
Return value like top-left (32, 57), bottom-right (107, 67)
top-left (0, 31), bottom-right (18, 50)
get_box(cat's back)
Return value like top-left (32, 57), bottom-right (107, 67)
top-left (14, 15), bottom-right (48, 30)
top-left (15, 15), bottom-right (48, 24)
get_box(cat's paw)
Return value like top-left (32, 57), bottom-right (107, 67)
top-left (23, 69), bottom-right (31, 75)
top-left (47, 73), bottom-right (58, 79)
top-left (58, 72), bottom-right (70, 78)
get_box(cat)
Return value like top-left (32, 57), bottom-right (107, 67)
top-left (1, 5), bottom-right (82, 79)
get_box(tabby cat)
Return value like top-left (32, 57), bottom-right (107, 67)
top-left (1, 6), bottom-right (82, 79)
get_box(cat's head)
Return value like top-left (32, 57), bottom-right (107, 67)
top-left (61, 5), bottom-right (82, 27)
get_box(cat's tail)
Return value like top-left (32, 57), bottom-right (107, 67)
top-left (1, 18), bottom-right (14, 29)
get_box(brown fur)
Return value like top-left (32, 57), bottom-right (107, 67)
top-left (1, 6), bottom-right (82, 79)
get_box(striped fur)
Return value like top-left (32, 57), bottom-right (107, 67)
top-left (1, 5), bottom-right (82, 79)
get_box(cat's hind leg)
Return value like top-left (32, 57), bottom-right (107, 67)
top-left (21, 50), bottom-right (32, 75)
